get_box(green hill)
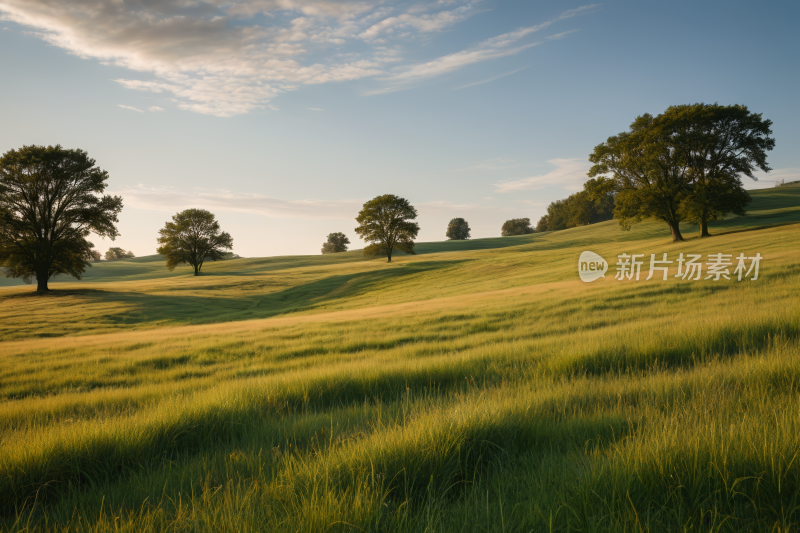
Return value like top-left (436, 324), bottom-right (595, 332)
top-left (0, 184), bottom-right (799, 532)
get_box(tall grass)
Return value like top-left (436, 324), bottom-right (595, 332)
top-left (1, 190), bottom-right (799, 531)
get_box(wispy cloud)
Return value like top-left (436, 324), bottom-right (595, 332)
top-left (118, 185), bottom-right (363, 220)
top-left (0, 1), bottom-right (599, 116)
top-left (117, 104), bottom-right (143, 113)
top-left (148, 106), bottom-right (164, 112)
top-left (494, 158), bottom-right (591, 192)
top-left (308, 107), bottom-right (323, 111)
top-left (452, 66), bottom-right (529, 90)
top-left (373, 5), bottom-right (597, 93)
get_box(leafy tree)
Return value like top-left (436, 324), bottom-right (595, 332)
top-left (156, 208), bottom-right (233, 276)
top-left (87, 249), bottom-right (102, 262)
top-left (536, 177), bottom-right (616, 232)
top-left (0, 145), bottom-right (122, 291)
top-left (354, 194), bottom-right (419, 262)
top-left (535, 215), bottom-right (549, 233)
top-left (589, 113), bottom-right (692, 242)
top-left (664, 103), bottom-right (774, 237)
top-left (501, 218), bottom-right (534, 236)
top-left (446, 218), bottom-right (471, 240)
top-left (105, 247), bottom-right (134, 260)
top-left (321, 232), bottom-right (350, 254)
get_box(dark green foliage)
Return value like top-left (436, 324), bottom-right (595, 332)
top-left (354, 194), bottom-right (419, 262)
top-left (105, 247), bottom-right (135, 260)
top-left (501, 218), bottom-right (534, 236)
top-left (664, 103), bottom-right (774, 237)
top-left (0, 145), bottom-right (123, 291)
top-left (86, 249), bottom-right (102, 262)
top-left (321, 232), bottom-right (350, 254)
top-left (156, 209), bottom-right (233, 276)
top-left (537, 177), bottom-right (616, 232)
top-left (589, 104), bottom-right (774, 241)
top-left (445, 218), bottom-right (471, 240)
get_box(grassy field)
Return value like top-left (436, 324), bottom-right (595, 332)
top-left (1, 185), bottom-right (799, 532)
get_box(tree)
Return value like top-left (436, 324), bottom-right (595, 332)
top-left (156, 209), bottom-right (233, 276)
top-left (354, 194), bottom-right (419, 262)
top-left (321, 232), bottom-right (350, 254)
top-left (446, 218), bottom-right (471, 240)
top-left (0, 145), bottom-right (123, 291)
top-left (105, 247), bottom-right (134, 260)
top-left (87, 249), bottom-right (102, 262)
top-left (535, 215), bottom-right (550, 233)
top-left (501, 218), bottom-right (534, 236)
top-left (588, 113), bottom-right (692, 242)
top-left (664, 103), bottom-right (774, 237)
top-left (536, 177), bottom-right (616, 232)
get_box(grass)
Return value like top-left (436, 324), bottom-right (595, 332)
top-left (0, 185), bottom-right (799, 532)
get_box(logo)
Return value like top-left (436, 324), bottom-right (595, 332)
top-left (579, 251), bottom-right (608, 282)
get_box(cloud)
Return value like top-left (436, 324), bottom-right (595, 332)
top-left (117, 185), bottom-right (363, 220)
top-left (117, 104), bottom-right (143, 113)
top-left (452, 66), bottom-right (528, 90)
top-left (0, 1), bottom-right (598, 116)
top-left (494, 158), bottom-right (591, 192)
top-left (148, 106), bottom-right (164, 112)
top-left (308, 107), bottom-right (323, 111)
top-left (749, 167), bottom-right (800, 189)
top-left (375, 6), bottom-right (597, 90)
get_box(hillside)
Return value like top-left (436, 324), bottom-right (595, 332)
top-left (0, 184), bottom-right (799, 532)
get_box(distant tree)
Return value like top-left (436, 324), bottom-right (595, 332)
top-left (664, 103), bottom-right (774, 237)
top-left (87, 249), bottom-right (102, 262)
top-left (354, 194), bottom-right (419, 262)
top-left (220, 252), bottom-right (241, 260)
top-left (446, 218), bottom-right (471, 240)
top-left (588, 113), bottom-right (691, 242)
top-left (321, 232), bottom-right (350, 254)
top-left (156, 208), bottom-right (233, 276)
top-left (535, 215), bottom-right (549, 233)
top-left (501, 218), bottom-right (534, 236)
top-left (105, 247), bottom-right (135, 260)
top-left (0, 145), bottom-right (123, 291)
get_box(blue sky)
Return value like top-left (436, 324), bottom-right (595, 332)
top-left (1, 0), bottom-right (798, 257)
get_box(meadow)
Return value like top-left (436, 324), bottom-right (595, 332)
top-left (0, 185), bottom-right (799, 532)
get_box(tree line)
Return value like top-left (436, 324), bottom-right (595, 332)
top-left (0, 103), bottom-right (774, 290)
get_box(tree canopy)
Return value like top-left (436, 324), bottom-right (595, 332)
top-left (354, 194), bottom-right (419, 262)
top-left (537, 177), bottom-right (615, 232)
top-left (321, 232), bottom-right (350, 254)
top-left (501, 218), bottom-right (534, 236)
top-left (0, 145), bottom-right (122, 291)
top-left (588, 104), bottom-right (773, 241)
top-left (156, 209), bottom-right (233, 276)
top-left (664, 103), bottom-right (774, 237)
top-left (446, 218), bottom-right (471, 240)
top-left (105, 247), bottom-right (135, 260)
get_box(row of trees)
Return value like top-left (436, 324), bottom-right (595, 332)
top-left (0, 104), bottom-right (774, 289)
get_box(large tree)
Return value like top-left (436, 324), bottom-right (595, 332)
top-left (354, 194), bottom-right (419, 262)
top-left (588, 113), bottom-right (692, 242)
top-left (0, 145), bottom-right (122, 291)
top-left (321, 232), bottom-right (350, 254)
top-left (664, 103), bottom-right (774, 237)
top-left (156, 209), bottom-right (233, 276)
top-left (446, 218), bottom-right (471, 240)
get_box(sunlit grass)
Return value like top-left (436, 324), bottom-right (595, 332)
top-left (1, 186), bottom-right (799, 531)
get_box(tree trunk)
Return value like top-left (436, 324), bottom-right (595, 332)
top-left (36, 269), bottom-right (49, 291)
top-left (194, 264), bottom-right (199, 276)
top-left (668, 221), bottom-right (685, 242)
top-left (699, 218), bottom-right (710, 238)
top-left (387, 247), bottom-right (392, 263)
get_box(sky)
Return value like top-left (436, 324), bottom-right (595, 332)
top-left (1, 0), bottom-right (798, 258)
